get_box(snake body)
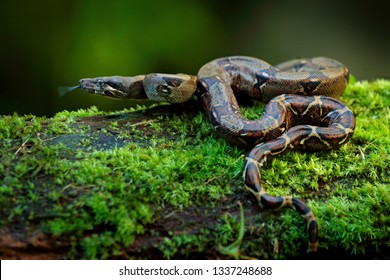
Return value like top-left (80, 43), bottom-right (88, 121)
top-left (79, 56), bottom-right (355, 253)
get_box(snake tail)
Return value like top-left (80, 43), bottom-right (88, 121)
top-left (243, 142), bottom-right (319, 252)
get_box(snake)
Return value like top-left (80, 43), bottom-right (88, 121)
top-left (77, 56), bottom-right (356, 253)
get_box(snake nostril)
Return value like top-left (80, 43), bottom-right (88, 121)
top-left (79, 79), bottom-right (87, 87)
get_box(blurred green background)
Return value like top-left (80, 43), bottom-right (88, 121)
top-left (1, 0), bottom-right (389, 116)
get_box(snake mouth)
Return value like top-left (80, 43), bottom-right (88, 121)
top-left (102, 89), bottom-right (118, 98)
top-left (79, 78), bottom-right (100, 94)
top-left (79, 79), bottom-right (111, 96)
top-left (79, 78), bottom-right (129, 99)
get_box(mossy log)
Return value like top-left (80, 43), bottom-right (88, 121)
top-left (0, 80), bottom-right (389, 259)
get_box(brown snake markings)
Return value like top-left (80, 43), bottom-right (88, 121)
top-left (79, 56), bottom-right (356, 253)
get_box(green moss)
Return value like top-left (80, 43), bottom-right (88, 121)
top-left (0, 80), bottom-right (389, 259)
top-left (160, 230), bottom-right (210, 259)
top-left (217, 202), bottom-right (245, 259)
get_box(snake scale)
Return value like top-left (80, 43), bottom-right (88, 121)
top-left (78, 56), bottom-right (356, 253)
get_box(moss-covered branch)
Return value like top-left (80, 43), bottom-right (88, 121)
top-left (0, 80), bottom-right (389, 259)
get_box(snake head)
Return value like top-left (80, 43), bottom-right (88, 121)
top-left (79, 75), bottom-right (147, 99)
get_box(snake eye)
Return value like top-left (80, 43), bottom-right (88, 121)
top-left (96, 78), bottom-right (105, 87)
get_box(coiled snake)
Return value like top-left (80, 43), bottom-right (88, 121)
top-left (78, 56), bottom-right (356, 253)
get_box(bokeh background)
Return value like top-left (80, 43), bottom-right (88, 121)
top-left (1, 0), bottom-right (389, 116)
